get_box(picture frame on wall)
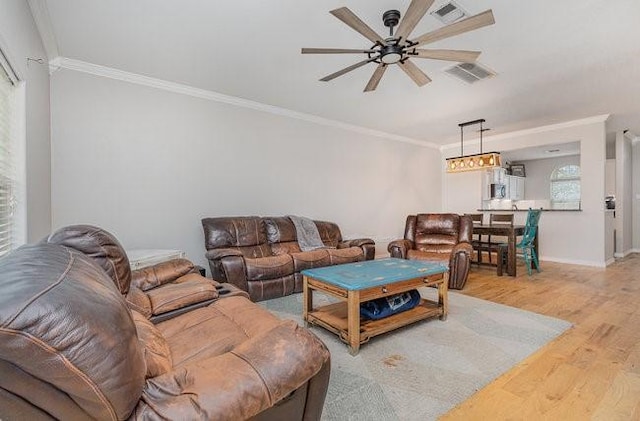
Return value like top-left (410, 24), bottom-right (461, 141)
top-left (510, 164), bottom-right (526, 177)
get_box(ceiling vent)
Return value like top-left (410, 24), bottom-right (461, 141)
top-left (444, 62), bottom-right (496, 84)
top-left (430, 1), bottom-right (468, 24)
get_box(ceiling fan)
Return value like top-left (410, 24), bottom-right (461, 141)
top-left (301, 0), bottom-right (495, 92)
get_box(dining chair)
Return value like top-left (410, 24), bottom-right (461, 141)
top-left (480, 213), bottom-right (514, 265)
top-left (464, 213), bottom-right (484, 264)
top-left (517, 208), bottom-right (542, 275)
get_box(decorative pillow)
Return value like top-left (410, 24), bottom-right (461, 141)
top-left (130, 310), bottom-right (173, 378)
top-left (360, 290), bottom-right (421, 320)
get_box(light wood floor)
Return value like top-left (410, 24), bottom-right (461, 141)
top-left (441, 254), bottom-right (640, 420)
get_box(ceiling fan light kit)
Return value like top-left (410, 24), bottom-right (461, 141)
top-left (301, 0), bottom-right (495, 92)
top-left (446, 119), bottom-right (502, 173)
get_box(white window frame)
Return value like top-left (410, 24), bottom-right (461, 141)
top-left (550, 164), bottom-right (581, 210)
top-left (0, 43), bottom-right (27, 256)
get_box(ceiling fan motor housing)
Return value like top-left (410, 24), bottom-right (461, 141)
top-left (383, 9), bottom-right (401, 28)
top-left (380, 43), bottom-right (404, 64)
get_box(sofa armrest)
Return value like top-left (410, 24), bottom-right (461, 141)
top-left (338, 238), bottom-right (374, 248)
top-left (205, 248), bottom-right (244, 260)
top-left (339, 238), bottom-right (376, 260)
top-left (387, 239), bottom-right (414, 259)
top-left (134, 320), bottom-right (330, 421)
top-left (126, 285), bottom-right (152, 318)
top-left (131, 258), bottom-right (195, 291)
top-left (449, 241), bottom-right (473, 290)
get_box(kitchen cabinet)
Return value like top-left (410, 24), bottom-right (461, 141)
top-left (507, 175), bottom-right (525, 201)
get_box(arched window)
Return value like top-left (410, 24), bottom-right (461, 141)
top-left (550, 164), bottom-right (581, 209)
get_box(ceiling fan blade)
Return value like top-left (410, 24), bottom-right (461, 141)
top-left (412, 49), bottom-right (481, 62)
top-left (320, 57), bottom-right (377, 82)
top-left (301, 48), bottom-right (376, 54)
top-left (364, 64), bottom-right (388, 92)
top-left (330, 7), bottom-right (385, 44)
top-left (398, 60), bottom-right (432, 86)
top-left (395, 0), bottom-right (436, 41)
top-left (412, 9), bottom-right (495, 47)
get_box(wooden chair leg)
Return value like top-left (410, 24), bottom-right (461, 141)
top-left (523, 248), bottom-right (532, 276)
top-left (531, 248), bottom-right (540, 273)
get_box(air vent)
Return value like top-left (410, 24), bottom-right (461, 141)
top-left (445, 62), bottom-right (496, 84)
top-left (430, 1), bottom-right (468, 24)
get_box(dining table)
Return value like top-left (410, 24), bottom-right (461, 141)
top-left (472, 224), bottom-right (539, 276)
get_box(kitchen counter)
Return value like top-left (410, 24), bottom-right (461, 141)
top-left (477, 209), bottom-right (582, 212)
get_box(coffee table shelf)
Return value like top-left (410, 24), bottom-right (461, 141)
top-left (307, 298), bottom-right (443, 344)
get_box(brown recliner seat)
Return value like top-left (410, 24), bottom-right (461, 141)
top-left (388, 213), bottom-right (474, 289)
top-left (202, 216), bottom-right (375, 302)
top-left (45, 225), bottom-right (243, 324)
top-left (0, 225), bottom-right (330, 420)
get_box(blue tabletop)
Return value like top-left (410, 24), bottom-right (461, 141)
top-left (301, 258), bottom-right (448, 291)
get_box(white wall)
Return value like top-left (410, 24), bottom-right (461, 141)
top-left (50, 69), bottom-right (441, 268)
top-left (442, 119), bottom-right (608, 267)
top-left (0, 0), bottom-right (51, 242)
top-left (633, 140), bottom-right (640, 251)
top-left (615, 131), bottom-right (633, 256)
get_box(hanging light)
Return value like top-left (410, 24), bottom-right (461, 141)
top-left (445, 119), bottom-right (502, 173)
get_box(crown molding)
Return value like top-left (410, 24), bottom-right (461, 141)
top-left (27, 0), bottom-right (59, 60)
top-left (439, 114), bottom-right (611, 151)
top-left (49, 57), bottom-right (438, 149)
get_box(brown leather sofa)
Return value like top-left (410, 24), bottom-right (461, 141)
top-left (202, 216), bottom-right (375, 302)
top-left (0, 225), bottom-right (330, 421)
top-left (388, 213), bottom-right (474, 290)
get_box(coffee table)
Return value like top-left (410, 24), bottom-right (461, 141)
top-left (302, 258), bottom-right (449, 355)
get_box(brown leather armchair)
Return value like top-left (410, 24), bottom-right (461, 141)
top-left (0, 225), bottom-right (330, 420)
top-left (388, 213), bottom-right (474, 289)
top-left (202, 216), bottom-right (375, 302)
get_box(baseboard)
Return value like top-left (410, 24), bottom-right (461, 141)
top-left (539, 257), bottom-right (607, 268)
top-left (614, 249), bottom-right (635, 258)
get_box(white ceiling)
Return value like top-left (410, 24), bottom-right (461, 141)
top-left (41, 0), bottom-right (640, 146)
top-left (501, 141), bottom-right (580, 162)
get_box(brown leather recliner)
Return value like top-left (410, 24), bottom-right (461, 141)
top-left (388, 213), bottom-right (474, 289)
top-left (202, 216), bottom-right (375, 302)
top-left (45, 225), bottom-right (243, 324)
top-left (0, 225), bottom-right (330, 421)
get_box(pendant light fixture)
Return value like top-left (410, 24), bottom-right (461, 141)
top-left (446, 119), bottom-right (501, 173)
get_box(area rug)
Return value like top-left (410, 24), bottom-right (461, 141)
top-left (260, 288), bottom-right (571, 421)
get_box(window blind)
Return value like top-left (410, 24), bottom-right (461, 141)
top-left (0, 65), bottom-right (15, 257)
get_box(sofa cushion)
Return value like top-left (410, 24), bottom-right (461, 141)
top-left (326, 247), bottom-right (364, 265)
top-left (264, 217), bottom-right (298, 243)
top-left (245, 254), bottom-right (294, 281)
top-left (414, 214), bottom-right (460, 247)
top-left (290, 250), bottom-right (331, 272)
top-left (315, 221), bottom-right (343, 248)
top-left (202, 216), bottom-right (267, 248)
top-left (135, 320), bottom-right (329, 421)
top-left (270, 241), bottom-right (302, 256)
top-left (131, 258), bottom-right (194, 291)
top-left (146, 275), bottom-right (218, 315)
top-left (157, 296), bottom-right (281, 367)
top-left (131, 311), bottom-right (173, 378)
top-left (407, 249), bottom-right (450, 264)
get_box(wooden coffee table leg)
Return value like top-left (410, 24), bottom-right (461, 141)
top-left (347, 290), bottom-right (360, 355)
top-left (439, 273), bottom-right (449, 321)
top-left (303, 276), bottom-right (312, 328)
